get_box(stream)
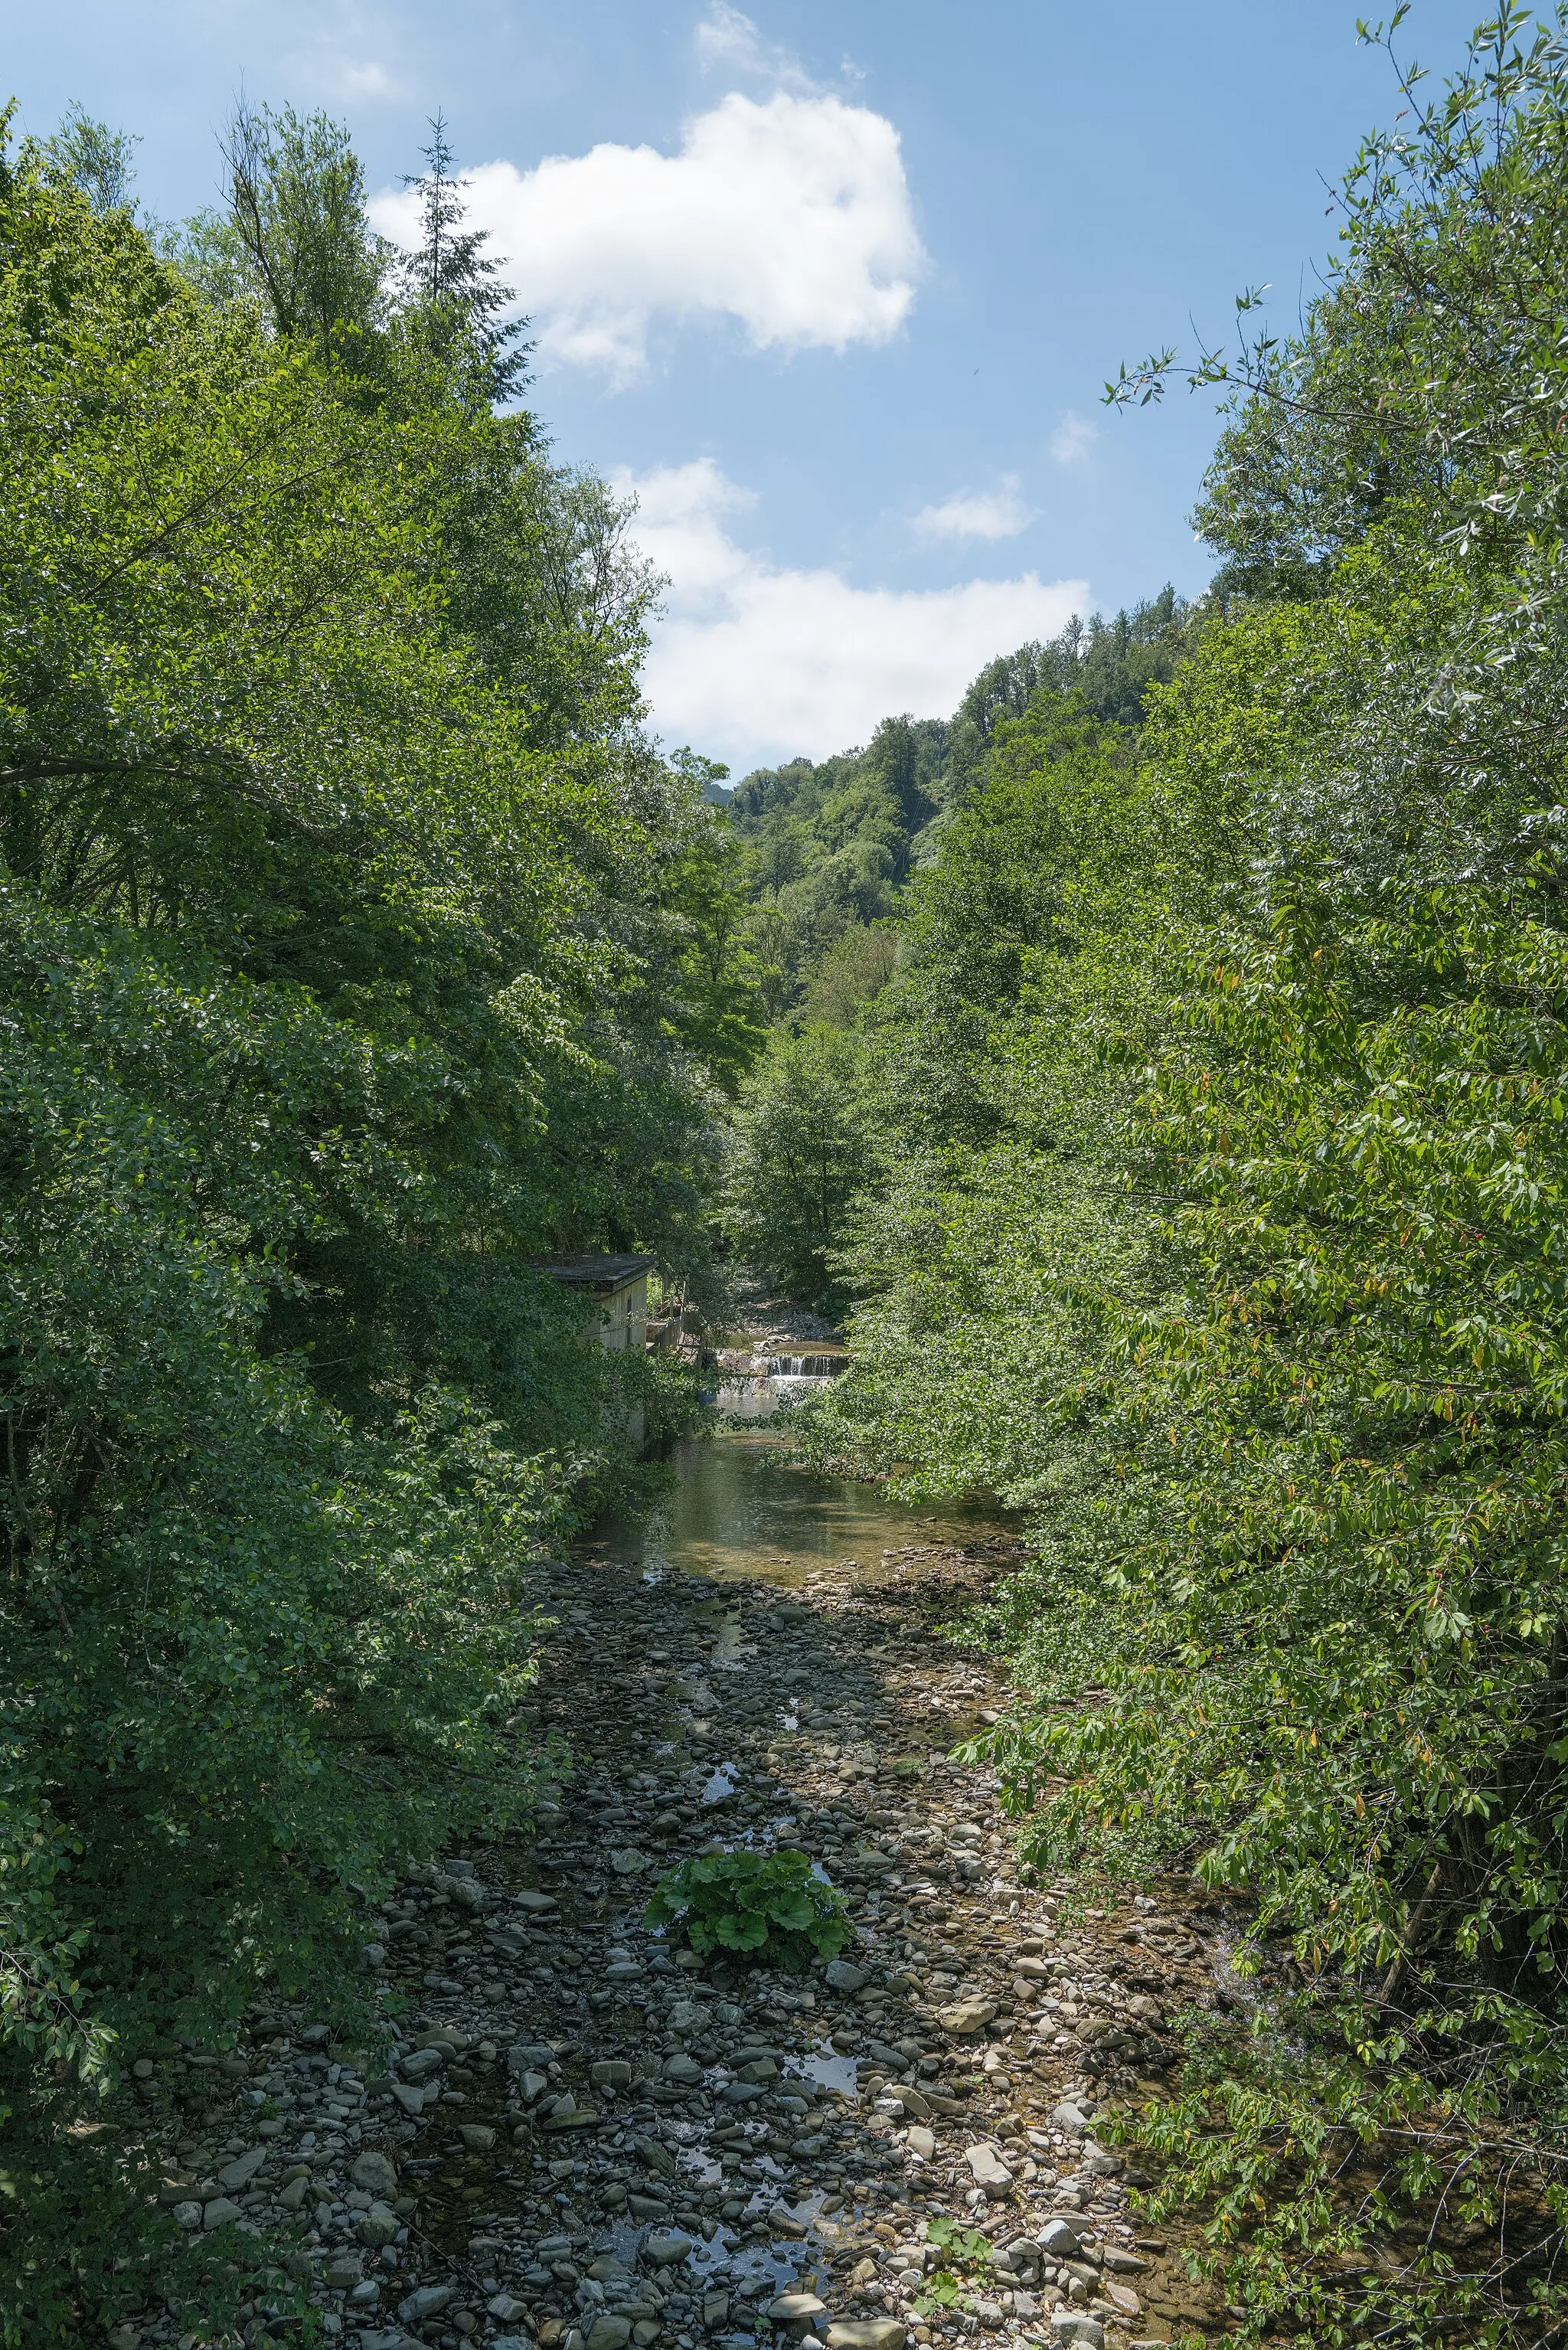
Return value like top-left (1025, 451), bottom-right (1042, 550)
top-left (589, 1377), bottom-right (1012, 1590)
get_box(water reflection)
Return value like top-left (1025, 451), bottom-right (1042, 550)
top-left (593, 1387), bottom-right (1008, 1587)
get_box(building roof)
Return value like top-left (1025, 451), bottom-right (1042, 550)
top-left (537, 1253), bottom-right (657, 1292)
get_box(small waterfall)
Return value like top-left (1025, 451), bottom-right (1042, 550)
top-left (761, 1352), bottom-right (847, 1378)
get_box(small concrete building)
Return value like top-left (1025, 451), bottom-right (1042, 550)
top-left (539, 1253), bottom-right (655, 1351)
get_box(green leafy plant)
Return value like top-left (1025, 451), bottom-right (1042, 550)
top-left (913, 2218), bottom-right (995, 2317)
top-left (645, 1848), bottom-right (850, 1971)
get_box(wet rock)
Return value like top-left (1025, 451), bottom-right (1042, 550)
top-left (643, 2231), bottom-right (694, 2265)
top-left (769, 2293), bottom-right (828, 2323)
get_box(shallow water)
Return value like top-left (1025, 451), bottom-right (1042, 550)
top-left (590, 1381), bottom-right (1011, 1588)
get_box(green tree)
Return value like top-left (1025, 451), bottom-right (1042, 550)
top-left (722, 1028), bottom-right (875, 1307)
top-left (214, 100), bottom-right (389, 353)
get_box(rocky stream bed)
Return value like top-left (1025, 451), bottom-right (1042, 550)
top-left (109, 1537), bottom-right (1240, 2350)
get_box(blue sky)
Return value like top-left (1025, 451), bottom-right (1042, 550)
top-left (18, 0), bottom-right (1488, 771)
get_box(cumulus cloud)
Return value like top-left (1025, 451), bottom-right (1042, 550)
top-left (912, 475), bottom-right (1034, 542)
top-left (1049, 410), bottom-right (1096, 466)
top-left (369, 89), bottom-right (925, 381)
top-left (624, 459), bottom-right (1089, 770)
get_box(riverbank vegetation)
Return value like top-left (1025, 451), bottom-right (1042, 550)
top-left (0, 103), bottom-right (760, 2329)
top-left (724, 11), bottom-right (1568, 2335)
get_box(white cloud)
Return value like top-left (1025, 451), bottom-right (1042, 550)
top-left (339, 61), bottom-right (397, 99)
top-left (1049, 410), bottom-right (1096, 467)
top-left (368, 89), bottom-right (926, 382)
top-left (912, 475), bottom-right (1034, 543)
top-left (694, 2), bottom-right (811, 89)
top-left (624, 459), bottom-right (1089, 770)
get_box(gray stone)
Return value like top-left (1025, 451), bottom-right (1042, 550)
top-left (278, 2176), bottom-right (309, 2213)
top-left (172, 2201), bottom-right (201, 2231)
top-left (515, 1891), bottom-right (558, 1914)
top-left (201, 2198), bottom-right (243, 2230)
top-left (937, 1999), bottom-right (996, 2035)
top-left (398, 2284), bottom-right (454, 2322)
top-left (665, 1999), bottom-right (711, 2034)
top-left (324, 2253), bottom-right (364, 2288)
top-left (459, 2124), bottom-right (497, 2150)
top-left (216, 2146), bottom-right (266, 2191)
top-left (360, 2332), bottom-right (420, 2350)
top-left (609, 1850), bottom-right (650, 1876)
top-left (1048, 2318), bottom-right (1103, 2350)
top-left (352, 2150), bottom-right (400, 2198)
top-left (769, 2293), bottom-right (827, 2324)
top-left (400, 2046), bottom-right (444, 2081)
top-left (965, 2143), bottom-right (1013, 2197)
top-left (358, 2201), bottom-right (400, 2247)
top-left (592, 2060), bottom-right (634, 2088)
top-left (643, 2231), bottom-right (694, 2266)
top-left (823, 1960), bottom-right (869, 1992)
top-left (905, 2125), bottom-right (936, 2162)
top-left (488, 2294), bottom-right (530, 2322)
top-left (605, 1961), bottom-right (644, 1980)
top-left (1037, 2218), bottom-right (1083, 2260)
top-left (1050, 2100), bottom-right (1090, 2136)
top-left (390, 2082), bottom-right (425, 2116)
top-left (586, 2319), bottom-right (633, 2350)
top-left (661, 2054), bottom-right (703, 2084)
top-left (825, 2325), bottom-right (905, 2350)
top-left (768, 2205), bottom-right (808, 2238)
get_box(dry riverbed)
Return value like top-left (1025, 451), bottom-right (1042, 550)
top-left (112, 1542), bottom-right (1240, 2350)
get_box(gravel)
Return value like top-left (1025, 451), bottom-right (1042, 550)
top-left (96, 1525), bottom-right (1238, 2349)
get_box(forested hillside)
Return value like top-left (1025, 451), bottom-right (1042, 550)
top-left (0, 100), bottom-right (760, 2324)
top-left (720, 15), bottom-right (1568, 2337)
top-left (723, 592), bottom-right (1194, 1025)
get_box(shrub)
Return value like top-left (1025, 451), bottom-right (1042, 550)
top-left (645, 1848), bottom-right (850, 1971)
